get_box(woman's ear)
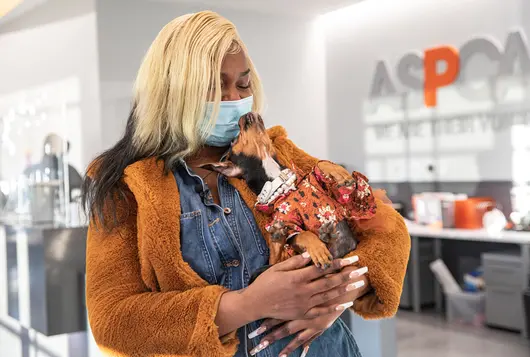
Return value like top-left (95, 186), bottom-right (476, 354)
top-left (199, 161), bottom-right (243, 178)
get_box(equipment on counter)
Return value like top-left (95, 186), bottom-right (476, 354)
top-left (412, 193), bottom-right (503, 230)
top-left (454, 197), bottom-right (496, 229)
top-left (482, 208), bottom-right (507, 234)
top-left (412, 193), bottom-right (467, 228)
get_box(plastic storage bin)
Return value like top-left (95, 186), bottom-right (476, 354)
top-left (446, 291), bottom-right (486, 327)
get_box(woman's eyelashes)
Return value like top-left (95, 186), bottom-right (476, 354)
top-left (214, 81), bottom-right (250, 90)
top-left (238, 82), bottom-right (251, 90)
top-left (209, 81), bottom-right (250, 99)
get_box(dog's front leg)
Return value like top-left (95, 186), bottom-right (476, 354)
top-left (291, 231), bottom-right (333, 269)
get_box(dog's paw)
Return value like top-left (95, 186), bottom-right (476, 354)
top-left (268, 220), bottom-right (287, 242)
top-left (306, 240), bottom-right (333, 270)
top-left (318, 222), bottom-right (338, 243)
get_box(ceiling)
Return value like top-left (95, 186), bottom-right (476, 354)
top-left (152, 0), bottom-right (364, 16)
top-left (0, 0), bottom-right (364, 30)
top-left (0, 0), bottom-right (47, 25)
top-left (0, 0), bottom-right (23, 17)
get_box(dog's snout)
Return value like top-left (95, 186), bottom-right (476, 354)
top-left (239, 112), bottom-right (260, 130)
top-left (238, 115), bottom-right (247, 130)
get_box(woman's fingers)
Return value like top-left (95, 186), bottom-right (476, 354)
top-left (278, 329), bottom-right (319, 357)
top-left (309, 267), bottom-right (367, 307)
top-left (304, 301), bottom-right (354, 319)
top-left (307, 267), bottom-right (352, 294)
top-left (250, 321), bottom-right (305, 356)
top-left (300, 333), bottom-right (323, 357)
top-left (247, 319), bottom-right (284, 339)
top-left (307, 263), bottom-right (366, 297)
top-left (274, 252), bottom-right (311, 272)
top-left (299, 255), bottom-right (358, 282)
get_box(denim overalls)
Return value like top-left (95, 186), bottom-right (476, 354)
top-left (174, 162), bottom-right (362, 357)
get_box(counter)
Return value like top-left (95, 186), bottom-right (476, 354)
top-left (406, 221), bottom-right (530, 244)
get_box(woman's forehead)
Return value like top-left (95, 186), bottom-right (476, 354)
top-left (221, 52), bottom-right (249, 77)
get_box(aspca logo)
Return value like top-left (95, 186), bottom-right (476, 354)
top-left (369, 29), bottom-right (530, 107)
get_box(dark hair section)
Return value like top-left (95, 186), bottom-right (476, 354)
top-left (81, 109), bottom-right (145, 231)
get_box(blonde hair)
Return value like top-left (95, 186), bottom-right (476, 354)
top-left (132, 11), bottom-right (264, 164)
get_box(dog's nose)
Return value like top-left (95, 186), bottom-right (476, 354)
top-left (239, 112), bottom-right (257, 130)
top-left (238, 114), bottom-right (248, 129)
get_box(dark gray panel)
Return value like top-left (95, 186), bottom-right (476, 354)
top-left (3, 225), bottom-right (87, 336)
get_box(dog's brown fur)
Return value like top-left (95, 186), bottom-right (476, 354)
top-left (231, 114), bottom-right (277, 160)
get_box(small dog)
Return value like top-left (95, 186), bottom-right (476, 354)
top-left (201, 112), bottom-right (377, 274)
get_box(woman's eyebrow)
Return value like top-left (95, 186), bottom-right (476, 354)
top-left (220, 69), bottom-right (250, 78)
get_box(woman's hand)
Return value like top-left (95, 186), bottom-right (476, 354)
top-left (248, 265), bottom-right (370, 356)
top-left (321, 265), bottom-right (371, 306)
top-left (250, 311), bottom-right (343, 357)
top-left (316, 161), bottom-right (352, 185)
top-left (242, 253), bottom-right (362, 323)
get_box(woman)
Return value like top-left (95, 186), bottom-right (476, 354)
top-left (83, 11), bottom-right (410, 357)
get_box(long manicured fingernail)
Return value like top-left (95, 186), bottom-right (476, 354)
top-left (302, 252), bottom-right (311, 259)
top-left (346, 280), bottom-right (366, 291)
top-left (248, 326), bottom-right (267, 339)
top-left (349, 266), bottom-right (368, 279)
top-left (301, 345), bottom-right (310, 357)
top-left (341, 255), bottom-right (359, 266)
top-left (250, 340), bottom-right (269, 355)
top-left (336, 301), bottom-right (354, 311)
top-left (280, 354), bottom-right (287, 357)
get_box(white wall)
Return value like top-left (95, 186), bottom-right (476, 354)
top-left (322, 0), bottom-right (526, 182)
top-left (0, 12), bottom-right (101, 172)
top-left (95, 0), bottom-right (328, 159)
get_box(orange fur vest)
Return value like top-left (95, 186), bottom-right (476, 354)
top-left (85, 126), bottom-right (410, 357)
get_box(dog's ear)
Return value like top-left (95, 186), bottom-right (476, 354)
top-left (200, 162), bottom-right (243, 178)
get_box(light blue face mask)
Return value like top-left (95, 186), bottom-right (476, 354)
top-left (203, 95), bottom-right (254, 147)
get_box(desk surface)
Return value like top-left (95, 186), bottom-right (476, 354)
top-left (406, 221), bottom-right (530, 244)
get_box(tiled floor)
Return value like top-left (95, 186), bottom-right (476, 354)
top-left (396, 311), bottom-right (530, 357)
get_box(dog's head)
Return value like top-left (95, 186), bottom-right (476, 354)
top-left (201, 112), bottom-right (283, 195)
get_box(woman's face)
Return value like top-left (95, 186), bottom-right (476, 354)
top-left (219, 51), bottom-right (252, 101)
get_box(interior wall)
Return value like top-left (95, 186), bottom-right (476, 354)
top-left (95, 0), bottom-right (327, 159)
top-left (0, 12), bottom-right (101, 171)
top-left (322, 0), bottom-right (526, 182)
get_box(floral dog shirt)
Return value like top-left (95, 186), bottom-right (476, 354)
top-left (256, 162), bottom-right (378, 254)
